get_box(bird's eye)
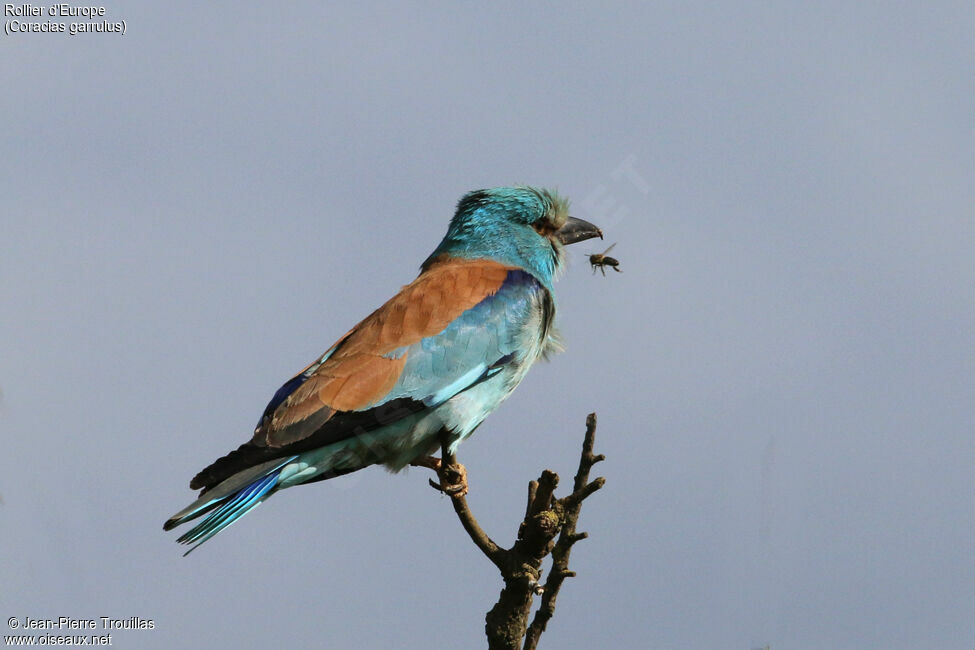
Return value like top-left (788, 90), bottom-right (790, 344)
top-left (532, 220), bottom-right (558, 237)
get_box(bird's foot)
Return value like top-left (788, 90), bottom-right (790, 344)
top-left (412, 456), bottom-right (468, 498)
top-left (434, 461), bottom-right (468, 498)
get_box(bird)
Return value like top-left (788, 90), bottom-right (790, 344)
top-left (164, 186), bottom-right (602, 554)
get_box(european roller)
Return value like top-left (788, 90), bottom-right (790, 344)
top-left (164, 187), bottom-right (602, 553)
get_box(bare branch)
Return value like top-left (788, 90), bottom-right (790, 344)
top-left (525, 480), bottom-right (538, 519)
top-left (562, 476), bottom-right (607, 510)
top-left (524, 413), bottom-right (605, 650)
top-left (438, 441), bottom-right (506, 571)
top-left (573, 413), bottom-right (605, 493)
top-left (420, 415), bottom-right (606, 650)
top-left (529, 470), bottom-right (558, 516)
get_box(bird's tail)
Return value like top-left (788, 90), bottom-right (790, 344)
top-left (164, 455), bottom-right (298, 555)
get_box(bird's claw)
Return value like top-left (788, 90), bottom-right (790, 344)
top-left (424, 461), bottom-right (468, 498)
top-left (410, 453), bottom-right (469, 498)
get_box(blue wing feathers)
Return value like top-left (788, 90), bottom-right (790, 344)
top-left (167, 269), bottom-right (549, 551)
top-left (380, 270), bottom-right (542, 408)
top-left (258, 374), bottom-right (308, 427)
top-left (254, 270), bottom-right (538, 423)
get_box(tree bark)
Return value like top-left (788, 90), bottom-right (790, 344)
top-left (430, 413), bottom-right (605, 650)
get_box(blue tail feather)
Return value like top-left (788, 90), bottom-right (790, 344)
top-left (177, 473), bottom-right (275, 544)
top-left (176, 471), bottom-right (280, 555)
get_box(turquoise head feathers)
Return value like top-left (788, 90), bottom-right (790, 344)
top-left (423, 186), bottom-right (600, 288)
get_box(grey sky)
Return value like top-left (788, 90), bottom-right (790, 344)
top-left (2, 2), bottom-right (973, 648)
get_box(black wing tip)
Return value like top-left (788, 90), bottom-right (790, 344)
top-left (189, 441), bottom-right (265, 492)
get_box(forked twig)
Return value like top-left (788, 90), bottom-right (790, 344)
top-left (426, 414), bottom-right (606, 650)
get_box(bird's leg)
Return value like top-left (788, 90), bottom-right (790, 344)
top-left (410, 456), bottom-right (442, 471)
top-left (411, 455), bottom-right (468, 498)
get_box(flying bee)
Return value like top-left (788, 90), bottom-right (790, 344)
top-left (588, 242), bottom-right (621, 276)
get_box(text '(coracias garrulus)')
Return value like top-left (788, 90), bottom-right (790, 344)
top-left (164, 187), bottom-right (602, 553)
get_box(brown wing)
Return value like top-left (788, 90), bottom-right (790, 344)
top-left (189, 256), bottom-right (514, 491)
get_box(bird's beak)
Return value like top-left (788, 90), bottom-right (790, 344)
top-left (556, 216), bottom-right (603, 245)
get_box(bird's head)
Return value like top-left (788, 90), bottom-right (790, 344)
top-left (423, 186), bottom-right (602, 286)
